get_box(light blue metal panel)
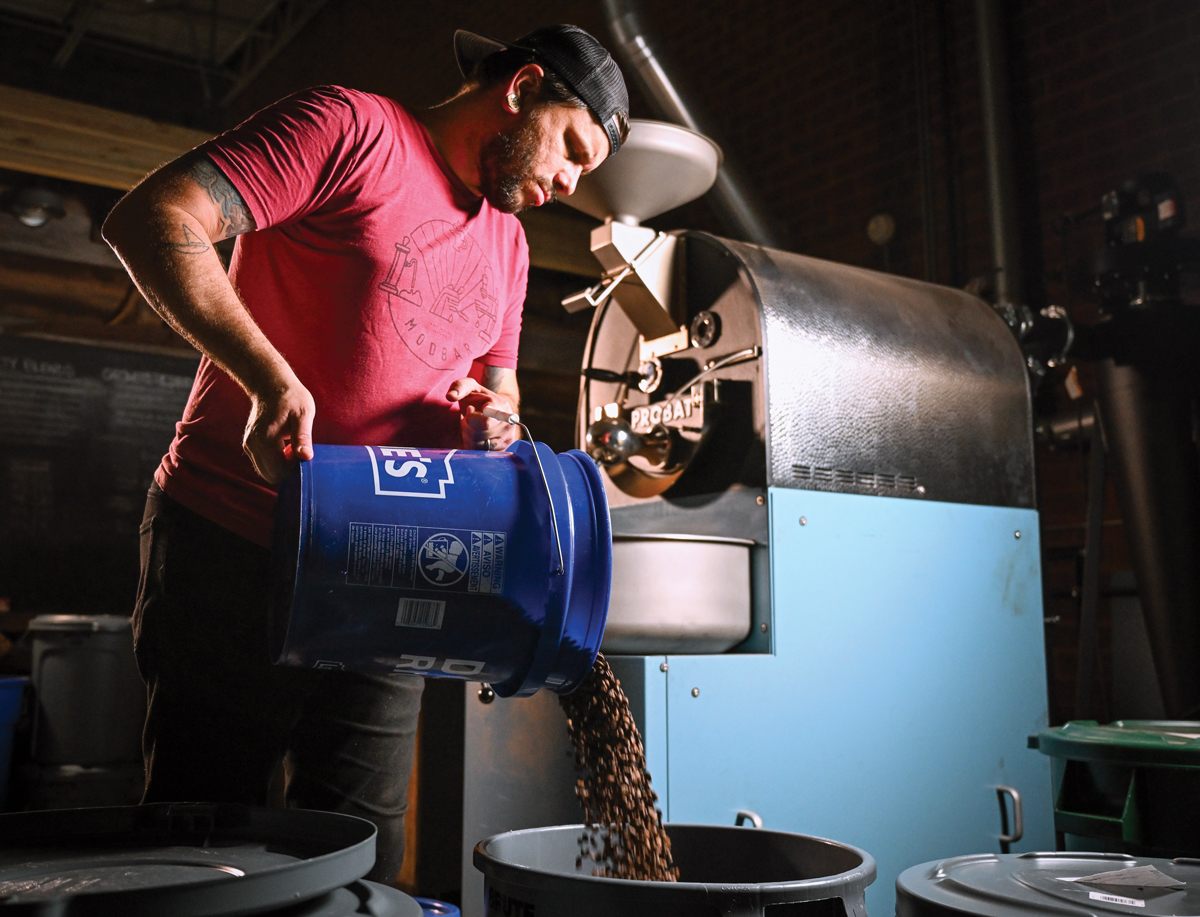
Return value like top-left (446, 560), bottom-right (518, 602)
top-left (642, 656), bottom-right (670, 815)
top-left (664, 488), bottom-right (1053, 917)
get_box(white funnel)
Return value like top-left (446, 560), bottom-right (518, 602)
top-left (561, 119), bottom-right (722, 225)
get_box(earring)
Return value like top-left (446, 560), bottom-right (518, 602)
top-left (506, 93), bottom-right (520, 112)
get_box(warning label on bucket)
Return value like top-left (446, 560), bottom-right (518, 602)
top-left (469, 531), bottom-right (506, 594)
top-left (346, 522), bottom-right (506, 595)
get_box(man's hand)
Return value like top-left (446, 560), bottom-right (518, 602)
top-left (447, 367), bottom-right (520, 451)
top-left (243, 380), bottom-right (316, 484)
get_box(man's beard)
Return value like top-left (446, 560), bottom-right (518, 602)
top-left (478, 114), bottom-right (549, 214)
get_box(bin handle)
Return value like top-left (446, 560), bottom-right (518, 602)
top-left (735, 809), bottom-right (763, 828)
top-left (997, 785), bottom-right (1023, 851)
top-left (483, 412), bottom-right (565, 576)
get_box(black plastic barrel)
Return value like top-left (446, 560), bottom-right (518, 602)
top-left (474, 823), bottom-right (875, 917)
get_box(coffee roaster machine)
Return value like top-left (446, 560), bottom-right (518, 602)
top-left (442, 122), bottom-right (1053, 917)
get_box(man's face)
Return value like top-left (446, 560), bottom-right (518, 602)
top-left (479, 104), bottom-right (609, 214)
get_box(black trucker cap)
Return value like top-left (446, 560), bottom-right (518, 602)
top-left (454, 25), bottom-right (629, 155)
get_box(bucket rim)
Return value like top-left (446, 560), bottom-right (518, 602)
top-left (545, 448), bottom-right (612, 695)
top-left (490, 441), bottom-right (570, 698)
top-left (473, 822), bottom-right (877, 895)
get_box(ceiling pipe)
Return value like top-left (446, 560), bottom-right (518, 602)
top-left (974, 0), bottom-right (1025, 311)
top-left (602, 0), bottom-right (783, 249)
top-left (913, 0), bottom-right (938, 283)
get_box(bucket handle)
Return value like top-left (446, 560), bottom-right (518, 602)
top-left (518, 425), bottom-right (565, 576)
top-left (486, 408), bottom-right (565, 576)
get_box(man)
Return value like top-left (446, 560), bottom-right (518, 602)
top-left (102, 25), bottom-right (629, 882)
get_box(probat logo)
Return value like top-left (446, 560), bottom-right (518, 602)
top-left (379, 219), bottom-right (500, 371)
top-left (366, 446), bottom-right (457, 498)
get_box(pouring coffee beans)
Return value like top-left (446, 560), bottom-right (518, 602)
top-left (558, 654), bottom-right (679, 881)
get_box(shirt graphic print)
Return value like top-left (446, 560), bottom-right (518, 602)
top-left (380, 219), bottom-right (500, 370)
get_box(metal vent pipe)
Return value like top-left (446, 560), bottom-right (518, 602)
top-left (974, 0), bottom-right (1024, 308)
top-left (602, 0), bottom-right (783, 249)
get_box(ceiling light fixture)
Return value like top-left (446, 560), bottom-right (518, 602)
top-left (9, 188), bottom-right (66, 228)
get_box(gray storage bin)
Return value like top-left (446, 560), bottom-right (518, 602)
top-left (29, 614), bottom-right (146, 766)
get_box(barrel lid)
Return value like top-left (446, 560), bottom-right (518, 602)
top-left (0, 803), bottom-right (376, 914)
top-left (897, 853), bottom-right (1200, 917)
top-left (1034, 720), bottom-right (1200, 768)
top-left (28, 614), bottom-right (132, 633)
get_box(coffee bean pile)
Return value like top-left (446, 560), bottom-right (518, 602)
top-left (559, 653), bottom-right (679, 882)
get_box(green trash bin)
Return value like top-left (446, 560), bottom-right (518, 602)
top-left (1030, 720), bottom-right (1200, 856)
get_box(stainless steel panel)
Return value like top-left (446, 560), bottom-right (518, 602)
top-left (460, 688), bottom-right (580, 917)
top-left (581, 233), bottom-right (1035, 511)
top-left (602, 535), bottom-right (752, 654)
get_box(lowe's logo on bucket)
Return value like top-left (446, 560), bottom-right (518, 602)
top-left (366, 446), bottom-right (456, 498)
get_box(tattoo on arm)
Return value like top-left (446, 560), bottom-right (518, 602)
top-left (186, 156), bottom-right (255, 241)
top-left (482, 366), bottom-right (519, 407)
top-left (170, 223), bottom-right (210, 254)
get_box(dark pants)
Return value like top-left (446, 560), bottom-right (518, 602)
top-left (133, 483), bottom-right (423, 884)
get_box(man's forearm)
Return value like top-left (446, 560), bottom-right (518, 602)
top-left (482, 364), bottom-right (520, 412)
top-left (102, 157), bottom-right (315, 483)
top-left (103, 172), bottom-right (296, 399)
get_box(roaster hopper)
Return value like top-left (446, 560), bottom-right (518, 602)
top-left (451, 121), bottom-right (1055, 917)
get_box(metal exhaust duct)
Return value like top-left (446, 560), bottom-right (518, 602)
top-left (602, 0), bottom-right (783, 249)
top-left (974, 0), bottom-right (1025, 311)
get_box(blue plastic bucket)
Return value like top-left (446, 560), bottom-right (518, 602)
top-left (0, 676), bottom-right (28, 812)
top-left (269, 441), bottom-right (611, 697)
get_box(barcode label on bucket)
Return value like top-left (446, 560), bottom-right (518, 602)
top-left (396, 598), bottom-right (446, 629)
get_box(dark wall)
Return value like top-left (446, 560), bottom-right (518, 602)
top-left (229, 0), bottom-right (615, 117)
top-left (221, 0), bottom-right (1200, 290)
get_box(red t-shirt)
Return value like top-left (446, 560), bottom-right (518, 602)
top-left (155, 86), bottom-right (528, 546)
